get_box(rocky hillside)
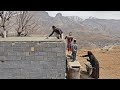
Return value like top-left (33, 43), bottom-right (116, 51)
top-left (5, 11), bottom-right (120, 49)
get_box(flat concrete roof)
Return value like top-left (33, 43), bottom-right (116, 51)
top-left (0, 37), bottom-right (64, 42)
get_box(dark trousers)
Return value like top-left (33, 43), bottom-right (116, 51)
top-left (72, 51), bottom-right (77, 61)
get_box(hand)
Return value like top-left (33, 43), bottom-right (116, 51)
top-left (87, 59), bottom-right (90, 61)
top-left (46, 36), bottom-right (49, 39)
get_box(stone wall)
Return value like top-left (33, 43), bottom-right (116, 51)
top-left (0, 37), bottom-right (66, 79)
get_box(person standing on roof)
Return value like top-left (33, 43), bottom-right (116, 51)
top-left (65, 32), bottom-right (73, 54)
top-left (71, 39), bottom-right (78, 62)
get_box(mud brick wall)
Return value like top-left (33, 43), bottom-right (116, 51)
top-left (0, 39), bottom-right (66, 79)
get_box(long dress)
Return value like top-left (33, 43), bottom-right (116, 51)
top-left (82, 53), bottom-right (99, 79)
top-left (65, 36), bottom-right (73, 52)
top-left (90, 55), bottom-right (99, 79)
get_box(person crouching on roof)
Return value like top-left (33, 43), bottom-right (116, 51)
top-left (47, 26), bottom-right (63, 39)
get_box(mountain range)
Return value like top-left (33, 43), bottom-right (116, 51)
top-left (8, 11), bottom-right (120, 49)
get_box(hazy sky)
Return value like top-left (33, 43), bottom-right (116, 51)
top-left (46, 11), bottom-right (120, 19)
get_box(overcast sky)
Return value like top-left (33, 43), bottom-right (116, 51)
top-left (46, 11), bottom-right (120, 19)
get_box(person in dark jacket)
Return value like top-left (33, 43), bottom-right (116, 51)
top-left (48, 26), bottom-right (63, 39)
top-left (80, 51), bottom-right (99, 79)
